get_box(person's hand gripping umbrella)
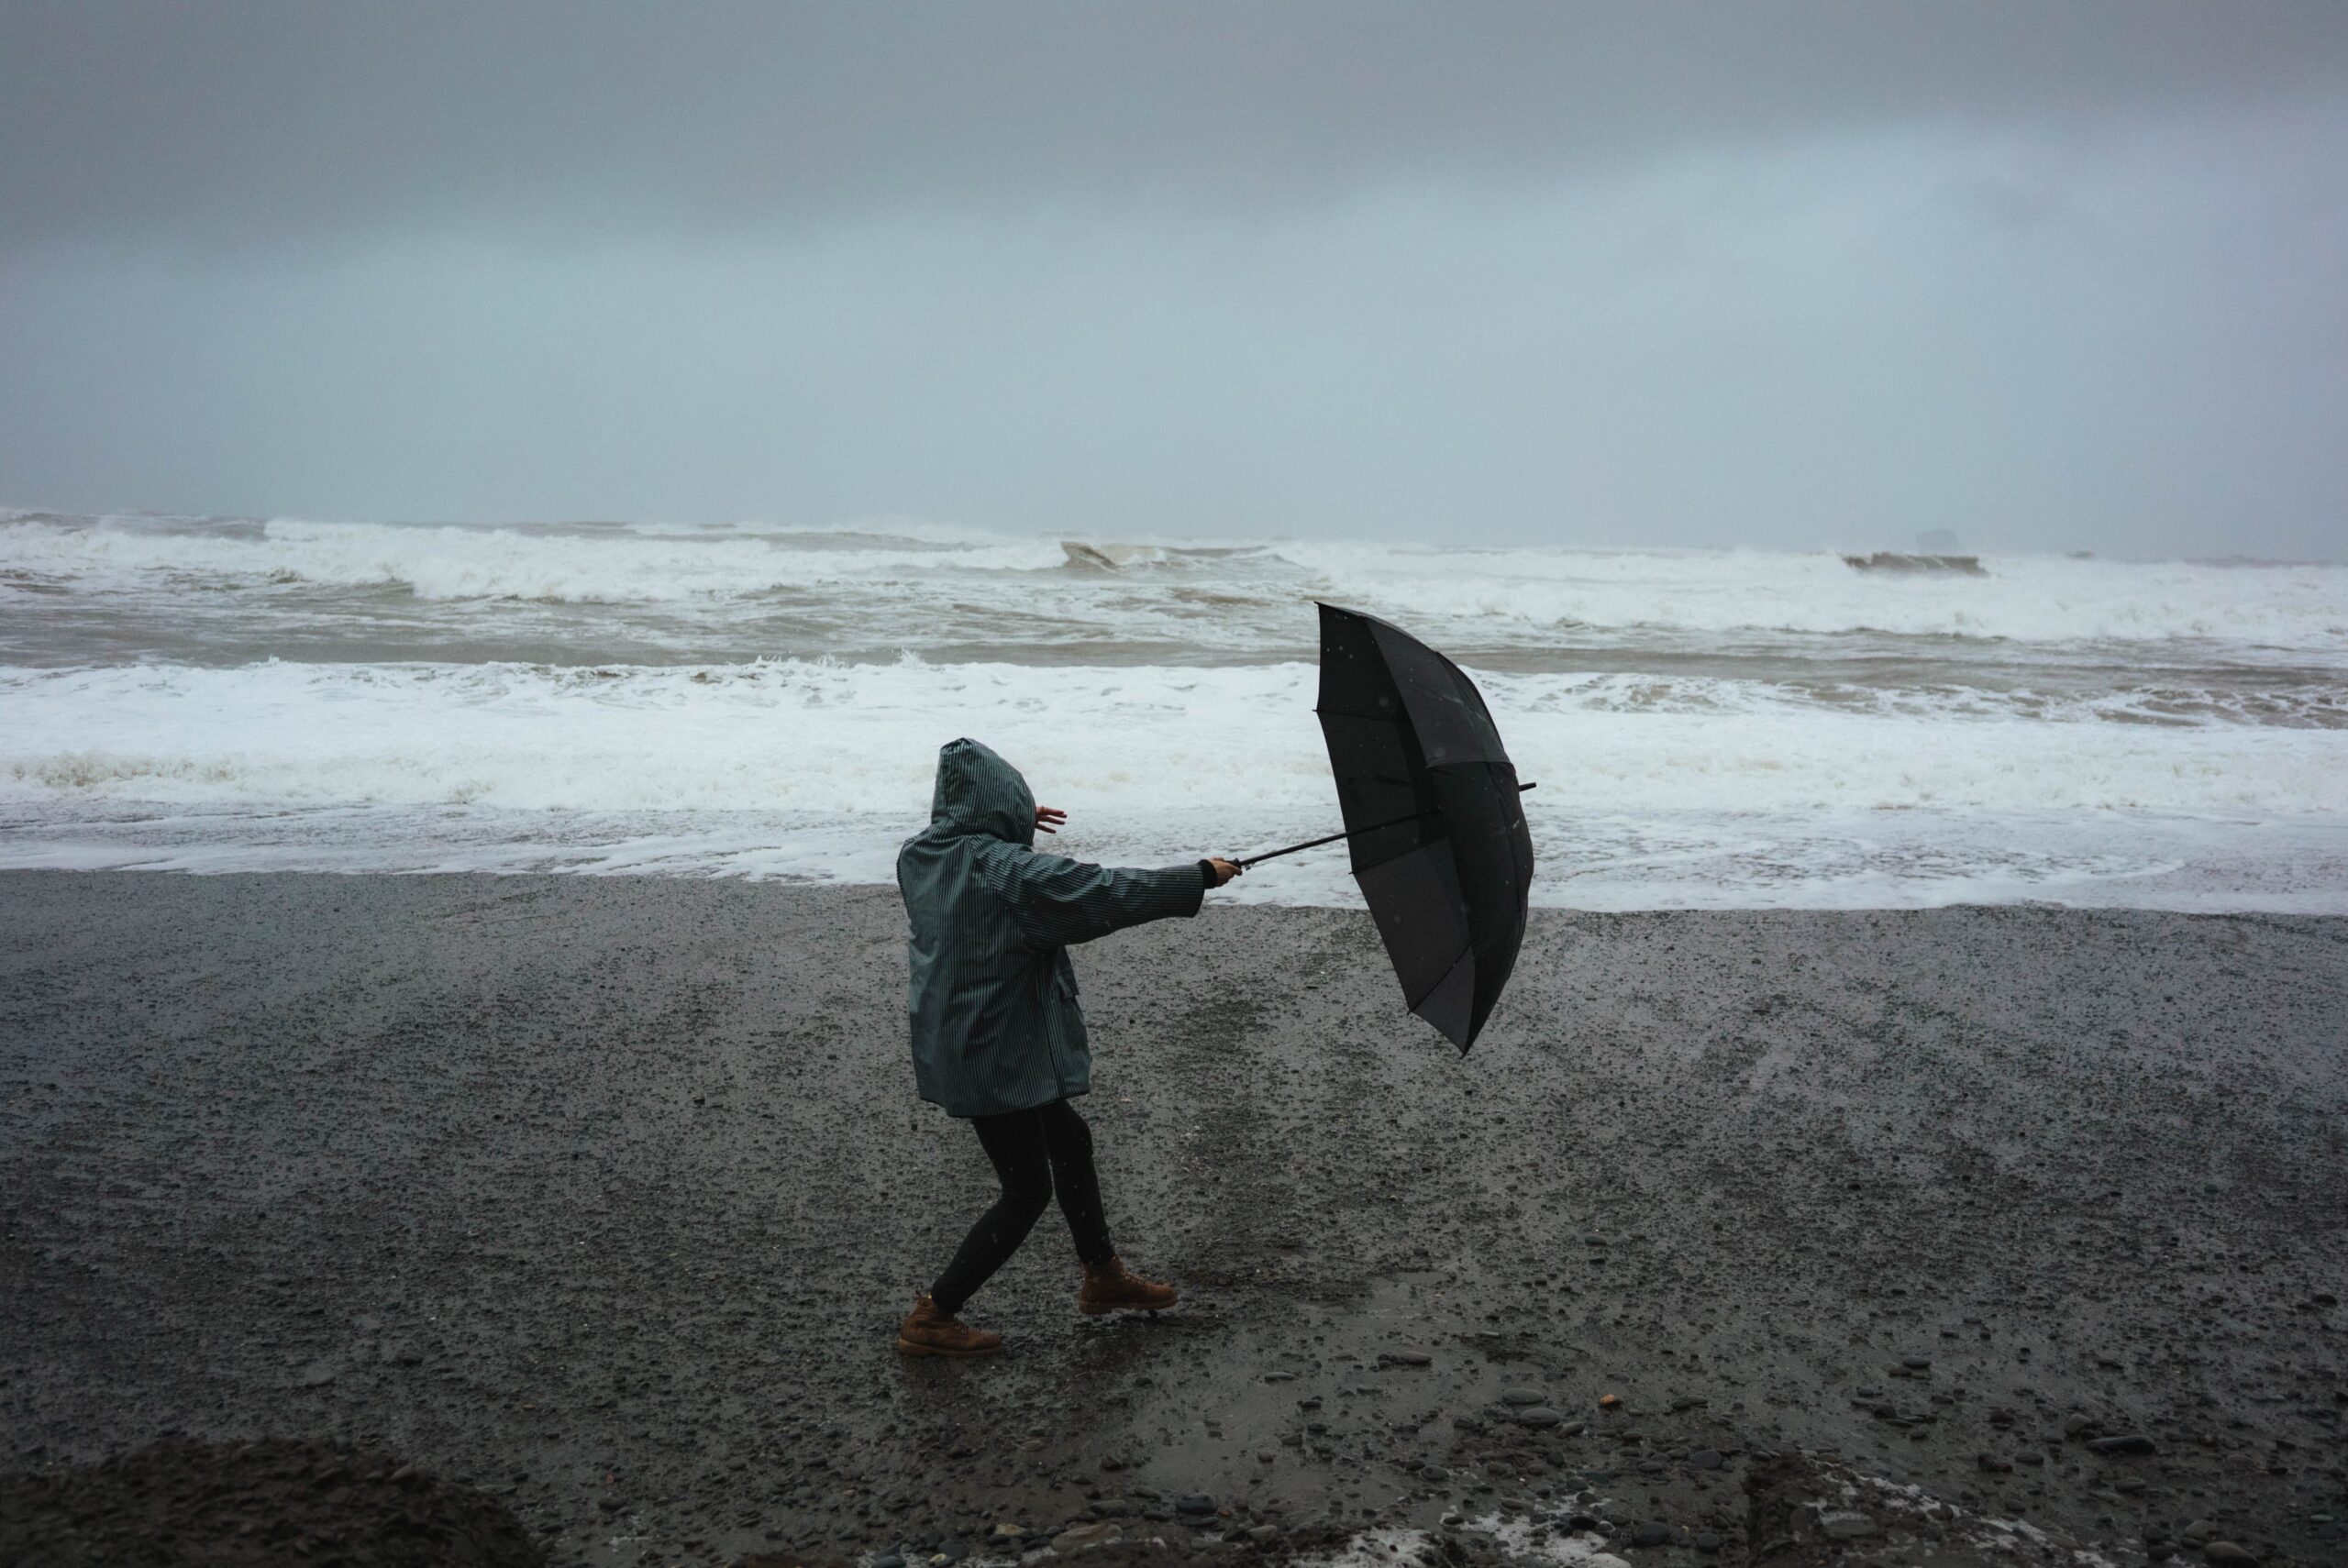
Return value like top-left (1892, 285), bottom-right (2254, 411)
top-left (1238, 603), bottom-right (1535, 1051)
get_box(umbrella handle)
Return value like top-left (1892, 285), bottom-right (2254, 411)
top-left (1235, 782), bottom-right (1534, 868)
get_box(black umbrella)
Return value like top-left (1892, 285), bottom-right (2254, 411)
top-left (1239, 602), bottom-right (1534, 1051)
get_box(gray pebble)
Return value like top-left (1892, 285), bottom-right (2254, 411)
top-left (2200, 1546), bottom-right (2258, 1566)
top-left (1689, 1449), bottom-right (1722, 1470)
top-left (1515, 1406), bottom-right (1563, 1428)
top-left (1630, 1523), bottom-right (1670, 1547)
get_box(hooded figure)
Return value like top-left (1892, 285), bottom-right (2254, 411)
top-left (899, 737), bottom-right (1217, 1117)
top-left (892, 737), bottom-right (1240, 1356)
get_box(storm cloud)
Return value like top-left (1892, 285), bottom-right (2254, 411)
top-left (4, 2), bottom-right (2344, 556)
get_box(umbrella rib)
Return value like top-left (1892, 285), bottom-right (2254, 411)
top-left (1236, 781), bottom-right (1534, 868)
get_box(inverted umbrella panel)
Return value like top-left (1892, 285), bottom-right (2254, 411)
top-left (1307, 602), bottom-right (1534, 1051)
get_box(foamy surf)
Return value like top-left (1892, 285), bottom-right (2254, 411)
top-left (4, 510), bottom-right (2343, 909)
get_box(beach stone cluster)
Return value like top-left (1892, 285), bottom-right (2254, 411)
top-left (0, 1437), bottom-right (543, 1567)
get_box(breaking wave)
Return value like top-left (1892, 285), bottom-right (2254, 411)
top-left (5, 659), bottom-right (2342, 820)
top-left (4, 511), bottom-right (2343, 655)
top-left (5, 508), bottom-right (2344, 908)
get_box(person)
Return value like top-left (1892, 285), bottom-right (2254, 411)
top-left (893, 737), bottom-right (1243, 1357)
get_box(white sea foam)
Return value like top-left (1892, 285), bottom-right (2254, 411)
top-left (2, 658), bottom-right (2344, 908)
top-left (1275, 538), bottom-right (2348, 652)
top-left (6, 513), bottom-right (2344, 656)
top-left (1290, 1522), bottom-right (1629, 1568)
top-left (0, 515), bottom-right (1069, 602)
top-left (5, 659), bottom-right (2343, 819)
top-left (6, 510), bottom-right (2344, 908)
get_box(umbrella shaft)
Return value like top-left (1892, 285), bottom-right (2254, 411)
top-left (1235, 782), bottom-right (1534, 868)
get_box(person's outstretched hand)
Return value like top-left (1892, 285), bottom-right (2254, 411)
top-left (1035, 806), bottom-right (1068, 834)
top-left (1205, 857), bottom-right (1244, 887)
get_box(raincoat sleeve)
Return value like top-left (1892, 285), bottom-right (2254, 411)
top-left (972, 844), bottom-right (1209, 949)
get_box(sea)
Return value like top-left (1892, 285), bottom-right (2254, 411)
top-left (4, 508), bottom-right (2344, 911)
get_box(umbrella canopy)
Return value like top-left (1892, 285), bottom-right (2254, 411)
top-left (1312, 602), bottom-right (1534, 1050)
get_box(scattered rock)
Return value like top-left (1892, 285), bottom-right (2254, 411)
top-left (0, 1438), bottom-right (542, 1567)
top-left (1500, 1387), bottom-right (1544, 1406)
top-left (1176, 1494), bottom-right (1216, 1517)
top-left (1515, 1407), bottom-right (1562, 1429)
top-left (2201, 1545), bottom-right (2259, 1566)
top-left (1688, 1449), bottom-right (1722, 1471)
top-left (2088, 1433), bottom-right (2157, 1456)
top-left (1630, 1522), bottom-right (1671, 1547)
top-left (1379, 1351), bottom-right (1433, 1367)
top-left (1049, 1522), bottom-right (1124, 1554)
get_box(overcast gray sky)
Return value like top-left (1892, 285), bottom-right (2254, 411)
top-left (4, 2), bottom-right (2344, 558)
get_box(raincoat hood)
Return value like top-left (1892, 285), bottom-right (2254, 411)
top-left (927, 737), bottom-right (1036, 847)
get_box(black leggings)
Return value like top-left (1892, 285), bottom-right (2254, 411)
top-left (929, 1099), bottom-right (1113, 1314)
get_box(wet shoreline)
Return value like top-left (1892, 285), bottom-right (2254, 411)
top-left (3, 873), bottom-right (2343, 1564)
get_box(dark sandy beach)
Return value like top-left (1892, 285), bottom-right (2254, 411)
top-left (2, 872), bottom-right (2343, 1566)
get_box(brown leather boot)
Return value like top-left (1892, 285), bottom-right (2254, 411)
top-left (1078, 1255), bottom-right (1179, 1315)
top-left (895, 1294), bottom-right (1003, 1357)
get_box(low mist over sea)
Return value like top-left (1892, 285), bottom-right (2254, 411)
top-left (4, 507), bottom-right (2342, 910)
